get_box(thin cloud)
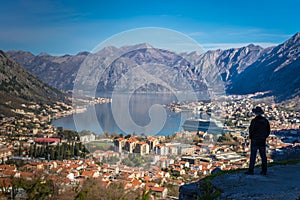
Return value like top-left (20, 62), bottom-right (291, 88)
top-left (226, 28), bottom-right (263, 36)
top-left (202, 42), bottom-right (278, 50)
top-left (188, 32), bottom-right (206, 37)
top-left (226, 29), bottom-right (292, 40)
top-left (255, 33), bottom-right (293, 38)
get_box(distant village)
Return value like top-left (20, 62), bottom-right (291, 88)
top-left (0, 95), bottom-right (299, 199)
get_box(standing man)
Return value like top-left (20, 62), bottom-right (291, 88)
top-left (245, 106), bottom-right (270, 175)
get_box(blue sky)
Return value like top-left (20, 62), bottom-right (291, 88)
top-left (0, 0), bottom-right (298, 55)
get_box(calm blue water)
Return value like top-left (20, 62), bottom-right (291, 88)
top-left (52, 93), bottom-right (196, 136)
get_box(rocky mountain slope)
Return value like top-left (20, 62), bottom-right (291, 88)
top-left (7, 50), bottom-right (89, 90)
top-left (0, 50), bottom-right (65, 116)
top-left (94, 45), bottom-right (206, 92)
top-left (179, 162), bottom-right (300, 200)
top-left (228, 32), bottom-right (300, 100)
top-left (7, 33), bottom-right (300, 101)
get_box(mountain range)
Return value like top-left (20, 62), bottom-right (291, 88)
top-left (0, 50), bottom-right (65, 116)
top-left (5, 32), bottom-right (300, 101)
top-left (228, 32), bottom-right (300, 100)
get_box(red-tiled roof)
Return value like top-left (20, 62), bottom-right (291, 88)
top-left (20, 171), bottom-right (34, 178)
top-left (34, 138), bottom-right (60, 143)
top-left (0, 170), bottom-right (16, 176)
top-left (137, 142), bottom-right (147, 145)
top-left (0, 164), bottom-right (16, 171)
top-left (131, 179), bottom-right (142, 186)
top-left (81, 170), bottom-right (94, 177)
top-left (151, 186), bottom-right (166, 192)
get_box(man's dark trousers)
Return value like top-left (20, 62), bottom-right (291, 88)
top-left (249, 144), bottom-right (267, 173)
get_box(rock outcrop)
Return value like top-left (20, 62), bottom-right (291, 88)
top-left (179, 163), bottom-right (300, 200)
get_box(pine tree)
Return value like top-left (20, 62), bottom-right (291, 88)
top-left (57, 145), bottom-right (62, 160)
top-left (18, 142), bottom-right (22, 156)
top-left (50, 146), bottom-right (55, 160)
top-left (33, 143), bottom-right (37, 158)
top-left (46, 143), bottom-right (50, 161)
top-left (71, 142), bottom-right (75, 157)
top-left (29, 144), bottom-right (33, 158)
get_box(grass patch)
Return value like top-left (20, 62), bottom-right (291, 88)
top-left (202, 168), bottom-right (245, 182)
top-left (268, 158), bottom-right (300, 167)
top-left (197, 180), bottom-right (222, 200)
top-left (84, 141), bottom-right (114, 152)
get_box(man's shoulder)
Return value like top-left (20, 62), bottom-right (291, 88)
top-left (261, 116), bottom-right (269, 123)
top-left (255, 115), bottom-right (268, 120)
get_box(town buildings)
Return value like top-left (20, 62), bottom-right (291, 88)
top-left (0, 96), bottom-right (299, 199)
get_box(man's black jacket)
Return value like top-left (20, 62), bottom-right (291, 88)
top-left (249, 115), bottom-right (270, 146)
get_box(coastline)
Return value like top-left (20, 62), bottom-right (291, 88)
top-left (51, 97), bottom-right (112, 121)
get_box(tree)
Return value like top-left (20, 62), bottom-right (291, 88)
top-left (74, 143), bottom-right (80, 157)
top-left (224, 120), bottom-right (234, 127)
top-left (197, 180), bottom-right (221, 200)
top-left (46, 143), bottom-right (50, 161)
top-left (112, 132), bottom-right (119, 138)
top-left (75, 179), bottom-right (138, 200)
top-left (29, 144), bottom-right (33, 158)
top-left (125, 134), bottom-right (131, 139)
top-left (9, 174), bottom-right (57, 200)
top-left (137, 188), bottom-right (151, 200)
top-left (107, 156), bottom-right (119, 165)
top-left (121, 157), bottom-right (134, 167)
top-left (50, 147), bottom-right (55, 160)
top-left (193, 135), bottom-right (202, 143)
top-left (56, 145), bottom-right (60, 160)
top-left (165, 183), bottom-right (179, 197)
top-left (33, 143), bottom-right (37, 158)
top-left (62, 130), bottom-right (80, 142)
top-left (104, 132), bottom-right (110, 138)
top-left (57, 127), bottom-right (63, 133)
top-left (0, 177), bottom-right (12, 196)
top-left (18, 142), bottom-right (22, 156)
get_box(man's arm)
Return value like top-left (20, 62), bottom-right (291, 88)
top-left (265, 119), bottom-right (270, 138)
top-left (249, 119), bottom-right (255, 139)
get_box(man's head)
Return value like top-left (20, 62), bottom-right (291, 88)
top-left (252, 106), bottom-right (264, 115)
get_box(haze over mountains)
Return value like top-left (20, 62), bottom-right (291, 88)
top-left (5, 32), bottom-right (300, 101)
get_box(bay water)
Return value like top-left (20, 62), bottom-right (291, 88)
top-left (52, 93), bottom-right (196, 136)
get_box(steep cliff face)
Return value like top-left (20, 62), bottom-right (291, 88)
top-left (215, 44), bottom-right (265, 83)
top-left (228, 33), bottom-right (300, 100)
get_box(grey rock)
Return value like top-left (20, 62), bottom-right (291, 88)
top-left (6, 32), bottom-right (300, 101)
top-left (179, 163), bottom-right (300, 200)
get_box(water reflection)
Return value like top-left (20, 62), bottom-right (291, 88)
top-left (53, 93), bottom-right (196, 135)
